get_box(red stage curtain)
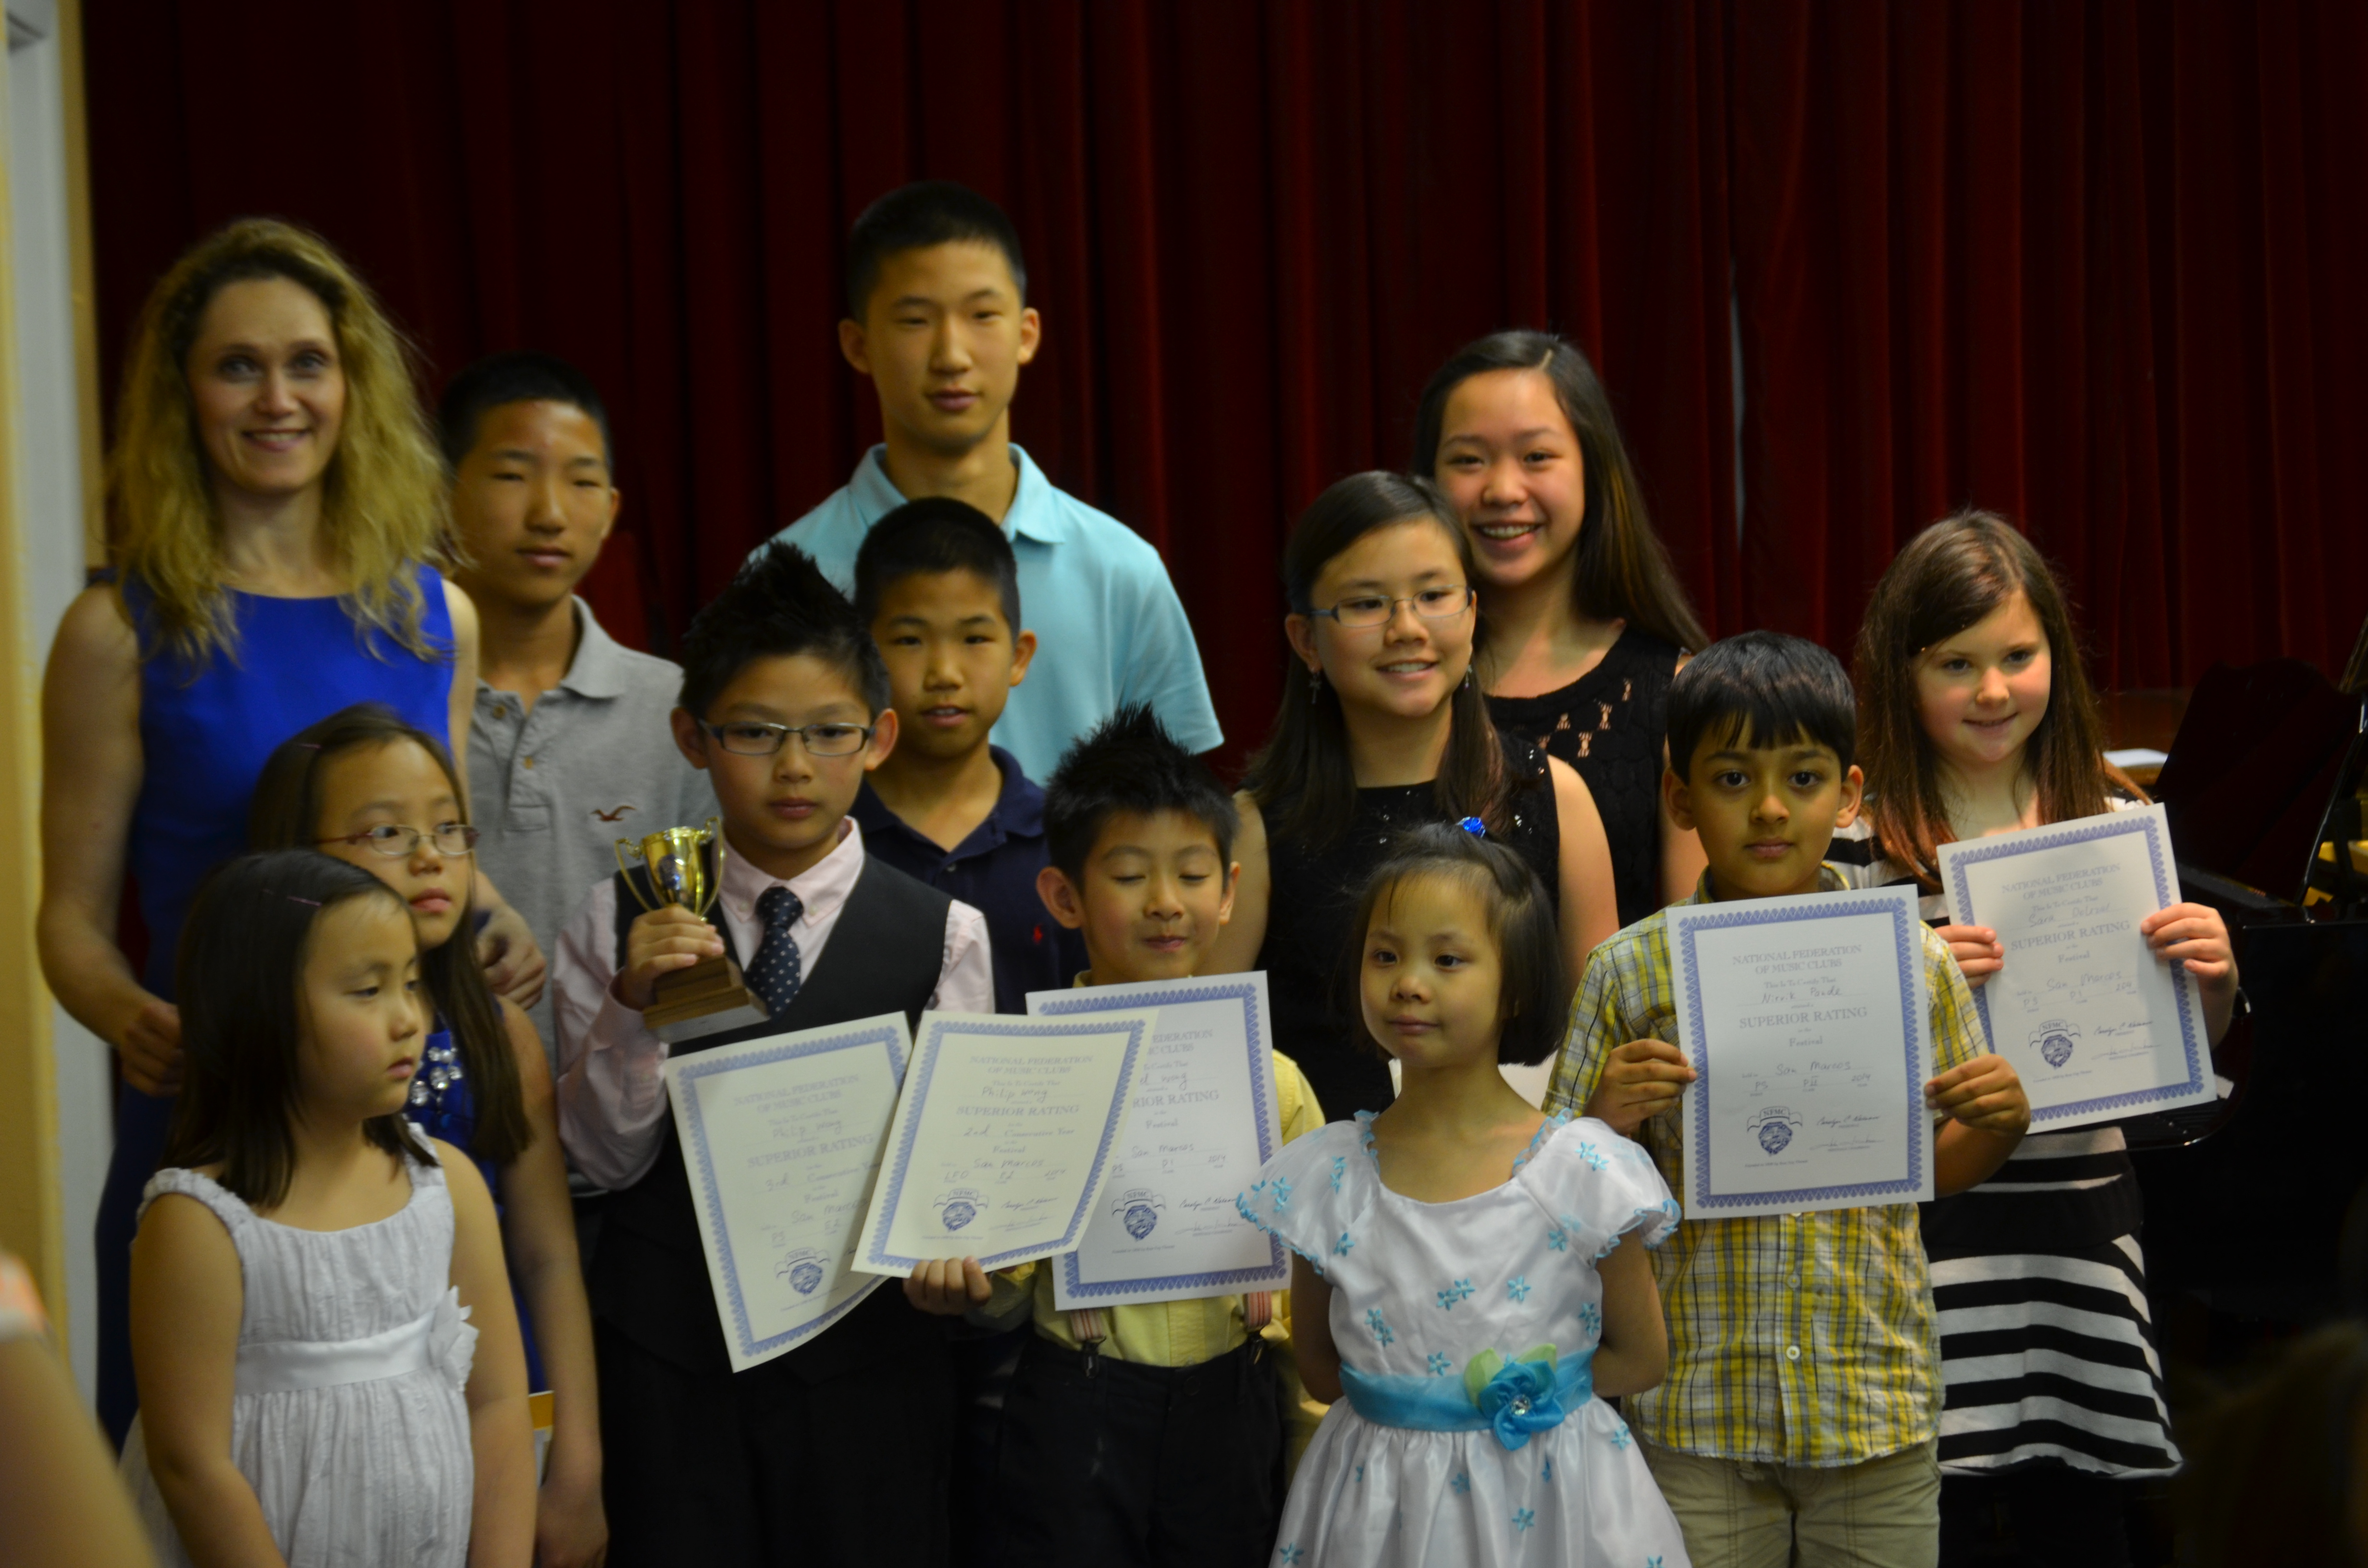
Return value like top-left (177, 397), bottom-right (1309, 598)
top-left (1727, 0), bottom-right (2368, 690)
top-left (83, 2), bottom-right (2363, 764)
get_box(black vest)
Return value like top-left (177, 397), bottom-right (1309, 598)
top-left (590, 855), bottom-right (952, 1385)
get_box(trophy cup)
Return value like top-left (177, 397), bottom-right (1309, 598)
top-left (617, 819), bottom-right (770, 1042)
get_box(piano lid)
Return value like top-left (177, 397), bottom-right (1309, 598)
top-left (2152, 659), bottom-right (2366, 906)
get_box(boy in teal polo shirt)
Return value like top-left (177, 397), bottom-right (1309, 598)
top-left (752, 180), bottom-right (1221, 780)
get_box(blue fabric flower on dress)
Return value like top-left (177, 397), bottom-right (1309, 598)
top-left (1278, 1545), bottom-right (1305, 1565)
top-left (1331, 1155), bottom-right (1345, 1192)
top-left (1512, 1508), bottom-right (1536, 1532)
top-left (1542, 1458), bottom-right (1554, 1481)
top-left (1578, 1301), bottom-right (1602, 1340)
top-left (1608, 1422), bottom-right (1632, 1451)
top-left (1367, 1309), bottom-right (1395, 1348)
top-left (1546, 1225), bottom-right (1568, 1252)
top-left (1436, 1278), bottom-right (1475, 1311)
top-left (1427, 1352), bottom-right (1453, 1375)
top-left (1506, 1275), bottom-right (1531, 1303)
top-left (1450, 1471), bottom-right (1472, 1495)
top-left (1270, 1175), bottom-right (1294, 1213)
top-left (1333, 1231), bottom-right (1354, 1256)
top-left (1575, 1139), bottom-right (1610, 1171)
top-left (1464, 1348), bottom-right (1568, 1452)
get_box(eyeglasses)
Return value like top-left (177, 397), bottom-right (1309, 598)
top-left (703, 721), bottom-right (876, 758)
top-left (1308, 585), bottom-right (1473, 630)
top-left (318, 823), bottom-right (480, 858)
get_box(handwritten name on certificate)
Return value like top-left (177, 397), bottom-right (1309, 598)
top-left (1939, 804), bottom-right (2211, 1127)
top-left (1671, 885), bottom-right (1935, 1219)
top-left (664, 1015), bottom-right (911, 1373)
top-left (1029, 975), bottom-right (1289, 1310)
top-left (852, 1011), bottom-right (1156, 1278)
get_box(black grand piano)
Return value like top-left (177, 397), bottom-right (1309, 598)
top-left (2127, 647), bottom-right (2368, 1326)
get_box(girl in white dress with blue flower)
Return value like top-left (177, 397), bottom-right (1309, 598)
top-left (1239, 822), bottom-right (1690, 1567)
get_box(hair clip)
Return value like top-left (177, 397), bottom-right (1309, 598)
top-left (265, 890), bottom-right (321, 906)
top-left (1457, 816), bottom-right (1487, 839)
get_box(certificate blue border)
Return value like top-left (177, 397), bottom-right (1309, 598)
top-left (1035, 979), bottom-right (1289, 1300)
top-left (862, 1016), bottom-right (1150, 1273)
top-left (675, 1022), bottom-right (907, 1363)
top-left (1675, 894), bottom-right (1929, 1211)
top-left (1943, 812), bottom-right (2206, 1124)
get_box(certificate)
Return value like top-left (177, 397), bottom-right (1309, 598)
top-left (664, 1014), bottom-right (910, 1373)
top-left (1028, 974), bottom-right (1290, 1310)
top-left (1938, 805), bottom-right (2212, 1128)
top-left (852, 1011), bottom-right (1157, 1277)
top-left (1670, 885), bottom-right (1935, 1219)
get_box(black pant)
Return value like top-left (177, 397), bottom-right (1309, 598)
top-left (997, 1333), bottom-right (1283, 1568)
top-left (598, 1316), bottom-right (956, 1568)
top-left (1938, 1466), bottom-right (2134, 1568)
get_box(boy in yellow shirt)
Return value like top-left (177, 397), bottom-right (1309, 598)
top-left (906, 704), bottom-right (1323, 1567)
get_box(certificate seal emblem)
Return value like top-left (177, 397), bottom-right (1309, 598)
top-left (934, 1188), bottom-right (987, 1233)
top-left (776, 1249), bottom-right (827, 1297)
top-left (1112, 1188), bottom-right (1165, 1240)
top-left (2031, 1019), bottom-right (2079, 1069)
top-left (1747, 1105), bottom-right (1802, 1156)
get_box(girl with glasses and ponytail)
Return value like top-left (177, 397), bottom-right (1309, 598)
top-left (1208, 472), bottom-right (1620, 1123)
top-left (248, 704), bottom-right (605, 1568)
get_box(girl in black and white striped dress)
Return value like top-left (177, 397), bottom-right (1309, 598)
top-left (1841, 512), bottom-right (2243, 1567)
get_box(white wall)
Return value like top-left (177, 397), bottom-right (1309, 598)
top-left (7, 0), bottom-right (109, 1402)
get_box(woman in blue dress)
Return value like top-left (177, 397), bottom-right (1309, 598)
top-left (36, 219), bottom-right (545, 1451)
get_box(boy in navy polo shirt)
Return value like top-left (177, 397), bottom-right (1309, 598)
top-left (851, 497), bottom-right (1087, 1013)
top-left (753, 180), bottom-right (1221, 779)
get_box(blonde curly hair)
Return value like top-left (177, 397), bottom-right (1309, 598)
top-left (110, 217), bottom-right (452, 664)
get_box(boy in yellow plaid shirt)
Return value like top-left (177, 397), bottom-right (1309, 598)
top-left (1548, 633), bottom-right (2030, 1568)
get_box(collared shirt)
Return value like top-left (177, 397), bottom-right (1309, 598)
top-left (551, 818), bottom-right (993, 1191)
top-left (985, 1049), bottom-right (1326, 1368)
top-left (757, 444), bottom-right (1223, 778)
top-left (1544, 866), bottom-right (1985, 1468)
top-left (850, 746), bottom-right (1087, 1014)
top-left (469, 597), bottom-right (717, 1061)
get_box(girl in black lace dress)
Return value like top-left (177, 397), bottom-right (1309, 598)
top-left (1208, 472), bottom-right (1619, 1121)
top-left (1414, 331), bottom-right (1711, 931)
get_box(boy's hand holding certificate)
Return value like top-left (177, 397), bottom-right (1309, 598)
top-left (1028, 974), bottom-right (1289, 1310)
top-left (1670, 884), bottom-right (1936, 1219)
top-left (1938, 804), bottom-right (2213, 1127)
top-left (853, 1011), bottom-right (1159, 1277)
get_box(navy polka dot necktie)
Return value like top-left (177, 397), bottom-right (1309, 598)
top-left (750, 886), bottom-right (806, 1016)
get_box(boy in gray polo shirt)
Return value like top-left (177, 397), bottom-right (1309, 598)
top-left (442, 352), bottom-right (716, 1060)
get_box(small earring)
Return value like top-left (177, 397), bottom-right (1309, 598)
top-left (1461, 667), bottom-right (1474, 692)
top-left (1309, 668), bottom-right (1324, 705)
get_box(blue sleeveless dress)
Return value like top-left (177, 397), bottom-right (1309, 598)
top-left (400, 1024), bottom-right (547, 1391)
top-left (97, 571), bottom-right (456, 1446)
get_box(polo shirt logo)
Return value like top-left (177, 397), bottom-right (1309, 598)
top-left (592, 804), bottom-right (640, 822)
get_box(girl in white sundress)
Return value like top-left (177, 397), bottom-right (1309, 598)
top-left (120, 849), bottom-right (535, 1567)
top-left (1239, 821), bottom-right (1690, 1567)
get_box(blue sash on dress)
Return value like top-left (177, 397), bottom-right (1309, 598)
top-left (1338, 1346), bottom-right (1593, 1450)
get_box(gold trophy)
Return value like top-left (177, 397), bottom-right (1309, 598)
top-left (617, 819), bottom-right (770, 1041)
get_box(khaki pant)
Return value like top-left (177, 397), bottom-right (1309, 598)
top-left (1640, 1437), bottom-right (1941, 1568)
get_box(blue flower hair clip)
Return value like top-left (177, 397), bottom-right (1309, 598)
top-left (1457, 816), bottom-right (1487, 839)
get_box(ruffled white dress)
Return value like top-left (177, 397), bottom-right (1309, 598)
top-left (121, 1127), bottom-right (479, 1568)
top-left (1240, 1113), bottom-right (1692, 1567)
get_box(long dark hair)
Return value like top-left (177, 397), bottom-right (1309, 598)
top-left (161, 850), bottom-right (433, 1208)
top-left (1341, 823), bottom-right (1569, 1066)
top-left (247, 702), bottom-right (530, 1164)
top-left (1411, 329), bottom-right (1707, 655)
top-left (1852, 510), bottom-right (2132, 890)
top-left (1245, 472), bottom-right (1512, 848)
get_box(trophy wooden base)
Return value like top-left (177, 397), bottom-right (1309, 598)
top-left (644, 955), bottom-right (771, 1043)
